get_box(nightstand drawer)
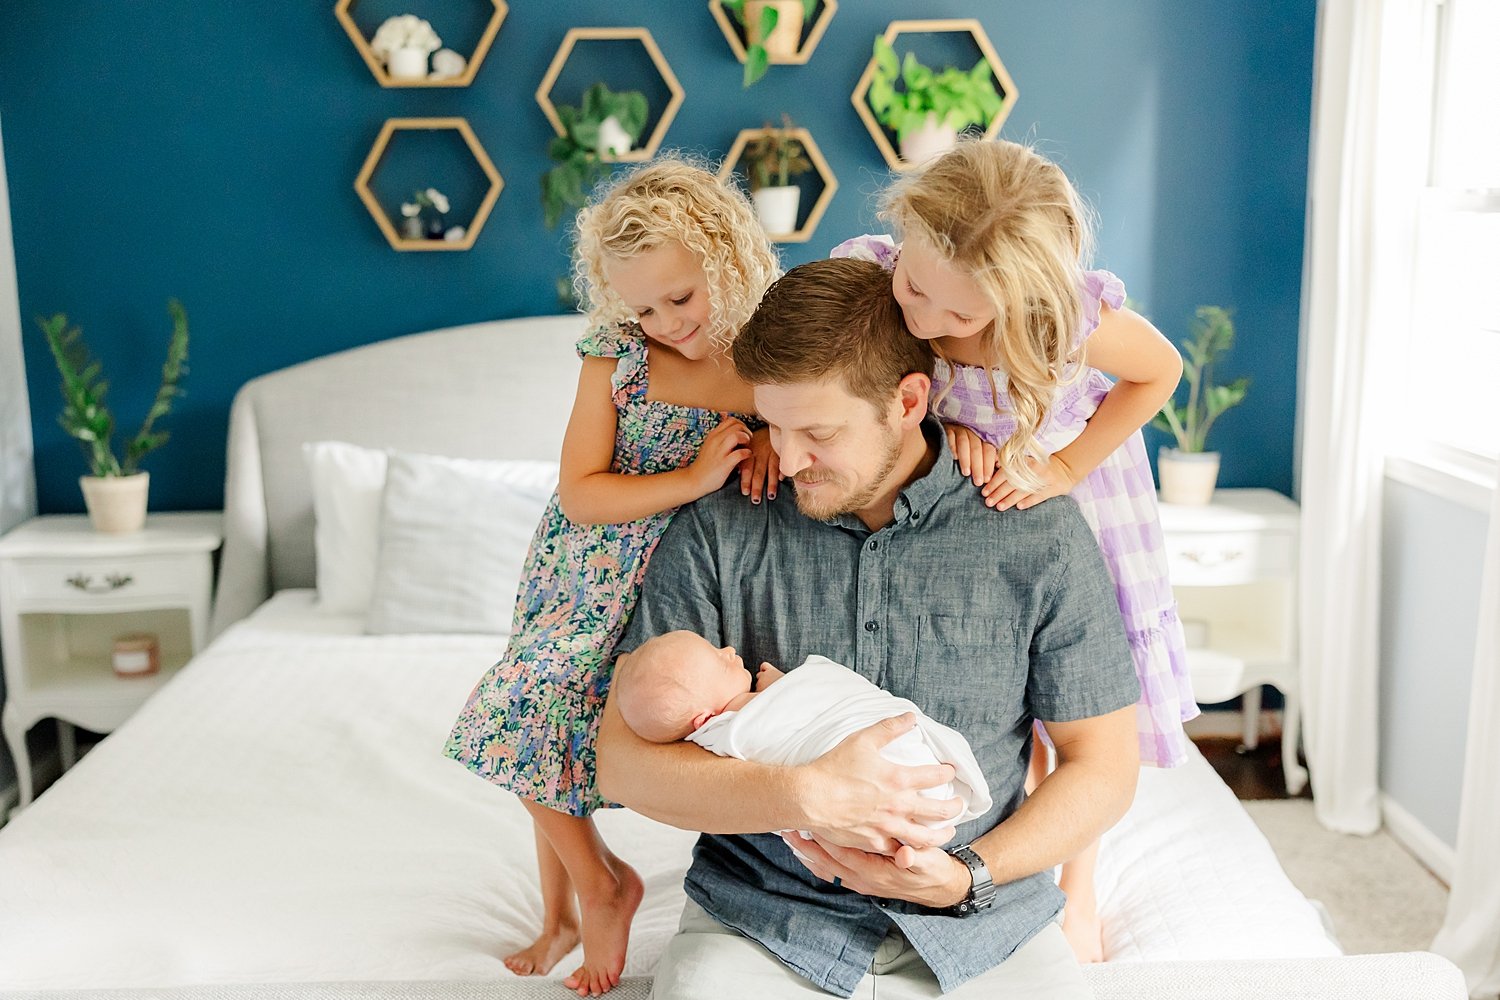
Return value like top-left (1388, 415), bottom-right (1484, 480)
top-left (1165, 529), bottom-right (1296, 586)
top-left (7, 555), bottom-right (199, 608)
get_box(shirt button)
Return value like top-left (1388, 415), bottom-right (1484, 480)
top-left (864, 620), bottom-right (880, 633)
top-left (868, 540), bottom-right (879, 551)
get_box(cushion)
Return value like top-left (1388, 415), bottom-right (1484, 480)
top-left (366, 450), bottom-right (557, 634)
top-left (303, 441), bottom-right (388, 615)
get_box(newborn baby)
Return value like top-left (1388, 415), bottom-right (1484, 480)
top-left (615, 630), bottom-right (992, 828)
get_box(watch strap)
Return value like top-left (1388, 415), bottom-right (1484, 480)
top-left (947, 842), bottom-right (996, 917)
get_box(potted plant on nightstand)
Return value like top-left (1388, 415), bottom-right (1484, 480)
top-left (38, 300), bottom-right (190, 533)
top-left (541, 82), bottom-right (648, 229)
top-left (742, 115), bottom-right (813, 236)
top-left (1152, 305), bottom-right (1249, 505)
top-left (867, 37), bottom-right (1004, 165)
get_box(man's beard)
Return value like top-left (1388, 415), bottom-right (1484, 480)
top-left (791, 424), bottom-right (903, 520)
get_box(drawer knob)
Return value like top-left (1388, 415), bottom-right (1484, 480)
top-left (65, 572), bottom-right (134, 594)
top-left (1181, 549), bottom-right (1245, 567)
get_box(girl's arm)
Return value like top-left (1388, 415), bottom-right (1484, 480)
top-left (557, 357), bottom-right (753, 525)
top-left (983, 305), bottom-right (1182, 510)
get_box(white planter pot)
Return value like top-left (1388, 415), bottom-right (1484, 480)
top-left (80, 472), bottom-right (149, 533)
top-left (899, 112), bottom-right (960, 166)
top-left (746, 0), bottom-right (806, 61)
top-left (1157, 448), bottom-right (1220, 506)
top-left (752, 185), bottom-right (801, 236)
top-left (387, 46), bottom-right (429, 80)
top-left (597, 115), bottom-right (634, 158)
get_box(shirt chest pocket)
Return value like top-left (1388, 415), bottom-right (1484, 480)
top-left (896, 614), bottom-right (1025, 728)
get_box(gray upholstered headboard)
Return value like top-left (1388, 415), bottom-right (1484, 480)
top-left (209, 315), bottom-right (585, 635)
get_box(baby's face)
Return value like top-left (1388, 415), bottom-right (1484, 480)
top-left (680, 633), bottom-right (751, 712)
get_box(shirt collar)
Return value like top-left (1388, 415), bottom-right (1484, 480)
top-left (828, 417), bottom-right (960, 533)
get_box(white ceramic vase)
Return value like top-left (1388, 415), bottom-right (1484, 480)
top-left (597, 115), bottom-right (634, 158)
top-left (899, 112), bottom-right (960, 166)
top-left (1157, 448), bottom-right (1220, 506)
top-left (752, 185), bottom-right (801, 236)
top-left (80, 472), bottom-right (149, 533)
top-left (746, 0), bottom-right (807, 61)
top-left (387, 46), bottom-right (429, 81)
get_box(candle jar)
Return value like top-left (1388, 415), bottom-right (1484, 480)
top-left (112, 632), bottom-right (160, 678)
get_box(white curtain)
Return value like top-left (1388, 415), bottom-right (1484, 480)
top-left (1431, 482), bottom-right (1500, 997)
top-left (1297, 0), bottom-right (1427, 834)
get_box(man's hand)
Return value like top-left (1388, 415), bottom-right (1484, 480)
top-left (797, 714), bottom-right (961, 853)
top-left (782, 831), bottom-right (971, 909)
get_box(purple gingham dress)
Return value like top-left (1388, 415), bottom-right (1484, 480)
top-left (834, 234), bottom-right (1197, 767)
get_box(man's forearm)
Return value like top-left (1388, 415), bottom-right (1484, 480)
top-left (596, 690), bottom-right (808, 833)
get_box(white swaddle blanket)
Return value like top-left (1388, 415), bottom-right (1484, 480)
top-left (686, 655), bottom-right (993, 826)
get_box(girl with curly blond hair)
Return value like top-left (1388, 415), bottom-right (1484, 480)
top-left (445, 157), bottom-right (780, 995)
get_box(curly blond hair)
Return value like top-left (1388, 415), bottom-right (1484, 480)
top-left (573, 156), bottom-right (781, 355)
top-left (879, 139), bottom-right (1097, 492)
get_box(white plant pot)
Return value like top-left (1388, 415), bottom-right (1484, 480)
top-left (752, 185), bottom-right (801, 236)
top-left (597, 115), bottom-right (634, 158)
top-left (899, 112), bottom-right (960, 166)
top-left (1157, 448), bottom-right (1220, 506)
top-left (80, 472), bottom-right (149, 533)
top-left (746, 0), bottom-right (807, 62)
top-left (387, 46), bottom-right (429, 80)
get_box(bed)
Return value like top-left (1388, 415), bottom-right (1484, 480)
top-left (0, 316), bottom-right (1465, 999)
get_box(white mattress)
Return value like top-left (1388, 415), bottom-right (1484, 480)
top-left (0, 591), bottom-right (1339, 990)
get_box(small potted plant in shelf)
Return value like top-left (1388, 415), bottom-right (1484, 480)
top-left (541, 82), bottom-right (648, 229)
top-left (867, 37), bottom-right (1004, 165)
top-left (1152, 306), bottom-right (1250, 505)
top-left (370, 14), bottom-right (443, 81)
top-left (38, 301), bottom-right (190, 533)
top-left (723, 0), bottom-right (817, 86)
top-left (742, 116), bottom-right (812, 236)
top-left (400, 187), bottom-right (450, 241)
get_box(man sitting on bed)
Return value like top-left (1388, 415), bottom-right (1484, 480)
top-left (596, 257), bottom-right (1141, 999)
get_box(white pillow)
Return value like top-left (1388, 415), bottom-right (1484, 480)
top-left (366, 450), bottom-right (557, 634)
top-left (303, 441), bottom-right (388, 615)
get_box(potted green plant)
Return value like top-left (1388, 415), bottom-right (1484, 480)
top-left (742, 115), bottom-right (813, 236)
top-left (541, 82), bottom-right (648, 230)
top-left (38, 300), bottom-right (190, 532)
top-left (1151, 306), bottom-right (1250, 505)
top-left (867, 37), bottom-right (1004, 165)
top-left (722, 0), bottom-right (817, 86)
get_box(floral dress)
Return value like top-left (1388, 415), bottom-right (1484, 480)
top-left (833, 234), bottom-right (1198, 767)
top-left (443, 325), bottom-right (752, 814)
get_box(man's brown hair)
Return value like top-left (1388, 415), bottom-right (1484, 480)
top-left (732, 257), bottom-right (935, 413)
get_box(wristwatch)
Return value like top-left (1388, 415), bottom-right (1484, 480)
top-left (946, 842), bottom-right (996, 917)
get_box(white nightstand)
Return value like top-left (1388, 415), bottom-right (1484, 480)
top-left (1157, 488), bottom-right (1306, 795)
top-left (0, 512), bottom-right (223, 808)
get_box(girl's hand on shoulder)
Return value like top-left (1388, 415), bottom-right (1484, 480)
top-left (944, 423), bottom-right (999, 487)
top-left (739, 426), bottom-right (781, 504)
top-left (982, 453), bottom-right (1077, 511)
top-left (688, 416), bottom-right (753, 499)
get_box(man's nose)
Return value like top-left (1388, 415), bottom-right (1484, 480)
top-left (778, 440), bottom-right (810, 475)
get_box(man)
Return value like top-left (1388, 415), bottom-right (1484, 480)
top-left (596, 257), bottom-right (1140, 998)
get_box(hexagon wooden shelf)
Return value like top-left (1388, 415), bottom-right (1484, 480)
top-left (535, 27), bottom-right (684, 163)
top-left (850, 19), bottom-right (1019, 173)
top-left (354, 118), bottom-right (503, 252)
top-left (335, 0), bottom-right (507, 88)
top-left (707, 0), bottom-right (838, 68)
top-left (717, 126), bottom-right (837, 244)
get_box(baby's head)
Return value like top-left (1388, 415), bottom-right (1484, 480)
top-left (615, 631), bottom-right (752, 743)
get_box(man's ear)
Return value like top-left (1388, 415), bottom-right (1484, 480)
top-left (895, 372), bottom-right (932, 428)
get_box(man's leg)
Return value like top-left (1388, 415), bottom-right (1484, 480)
top-left (869, 922), bottom-right (1090, 999)
top-left (652, 900), bottom-right (872, 1000)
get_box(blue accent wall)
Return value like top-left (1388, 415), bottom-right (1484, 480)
top-left (2, 1), bottom-right (1315, 513)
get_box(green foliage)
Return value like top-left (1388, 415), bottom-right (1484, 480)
top-left (742, 115), bottom-right (812, 190)
top-left (866, 36), bottom-right (1004, 144)
top-left (39, 300), bottom-right (190, 477)
top-left (540, 82), bottom-right (649, 230)
top-left (723, 0), bottom-right (817, 87)
top-left (1151, 306), bottom-right (1250, 453)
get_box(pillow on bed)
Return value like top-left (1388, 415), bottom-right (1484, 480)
top-left (366, 450), bottom-right (557, 634)
top-left (304, 440), bottom-right (389, 615)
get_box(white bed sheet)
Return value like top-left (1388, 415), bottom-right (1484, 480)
top-left (0, 591), bottom-right (1338, 990)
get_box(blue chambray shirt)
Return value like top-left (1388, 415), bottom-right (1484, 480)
top-left (615, 419), bottom-right (1139, 996)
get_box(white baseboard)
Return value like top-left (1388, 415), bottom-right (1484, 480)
top-left (1381, 792), bottom-right (1456, 887)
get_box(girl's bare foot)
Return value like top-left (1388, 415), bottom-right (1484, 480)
top-left (560, 858), bottom-right (645, 997)
top-left (502, 920), bottom-right (581, 976)
top-left (1062, 902), bottom-right (1105, 964)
